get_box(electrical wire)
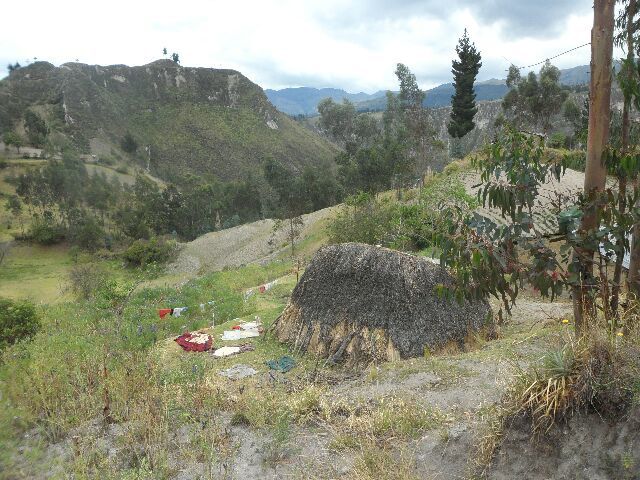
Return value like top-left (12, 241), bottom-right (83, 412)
top-left (506, 42), bottom-right (591, 71)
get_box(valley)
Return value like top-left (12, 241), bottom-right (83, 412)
top-left (1, 2), bottom-right (639, 479)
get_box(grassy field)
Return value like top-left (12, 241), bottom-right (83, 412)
top-left (0, 243), bottom-right (73, 303)
top-left (0, 251), bottom-right (594, 479)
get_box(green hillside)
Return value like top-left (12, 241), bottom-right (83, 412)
top-left (0, 60), bottom-right (337, 181)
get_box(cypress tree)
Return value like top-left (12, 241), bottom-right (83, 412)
top-left (448, 30), bottom-right (482, 138)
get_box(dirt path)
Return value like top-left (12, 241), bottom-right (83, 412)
top-left (167, 206), bottom-right (337, 276)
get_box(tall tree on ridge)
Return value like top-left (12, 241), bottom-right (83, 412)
top-left (448, 29), bottom-right (482, 139)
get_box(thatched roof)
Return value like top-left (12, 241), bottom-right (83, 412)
top-left (273, 243), bottom-right (492, 364)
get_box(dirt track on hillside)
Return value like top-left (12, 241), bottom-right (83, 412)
top-left (167, 206), bottom-right (338, 275)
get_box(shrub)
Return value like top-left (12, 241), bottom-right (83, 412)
top-left (503, 332), bottom-right (639, 435)
top-left (0, 298), bottom-right (40, 350)
top-left (564, 150), bottom-right (586, 172)
top-left (29, 217), bottom-right (65, 245)
top-left (68, 214), bottom-right (104, 251)
top-left (67, 263), bottom-right (109, 299)
top-left (548, 132), bottom-right (567, 149)
top-left (123, 237), bottom-right (176, 267)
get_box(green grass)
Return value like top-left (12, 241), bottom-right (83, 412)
top-left (0, 244), bottom-right (74, 303)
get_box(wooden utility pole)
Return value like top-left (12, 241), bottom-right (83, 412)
top-left (573, 0), bottom-right (615, 332)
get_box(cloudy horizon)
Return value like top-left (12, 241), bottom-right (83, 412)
top-left (1, 0), bottom-right (601, 93)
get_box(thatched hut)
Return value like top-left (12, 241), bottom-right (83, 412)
top-left (273, 243), bottom-right (492, 364)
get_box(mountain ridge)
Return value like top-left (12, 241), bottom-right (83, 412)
top-left (265, 64), bottom-right (592, 116)
top-left (0, 60), bottom-right (338, 181)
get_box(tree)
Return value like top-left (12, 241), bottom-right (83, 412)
top-left (163, 47), bottom-right (168, 56)
top-left (3, 131), bottom-right (24, 153)
top-left (448, 29), bottom-right (482, 139)
top-left (572, 0), bottom-right (615, 331)
top-left (502, 61), bottom-right (569, 134)
top-left (7, 62), bottom-right (21, 73)
top-left (317, 98), bottom-right (356, 144)
top-left (395, 63), bottom-right (435, 176)
top-left (120, 132), bottom-right (138, 154)
top-left (5, 195), bottom-right (23, 234)
top-left (24, 111), bottom-right (48, 147)
top-left (171, 52), bottom-right (180, 64)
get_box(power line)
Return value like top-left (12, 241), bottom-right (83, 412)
top-left (506, 42), bottom-right (591, 71)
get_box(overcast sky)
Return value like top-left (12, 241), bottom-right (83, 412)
top-left (1, 0), bottom-right (598, 93)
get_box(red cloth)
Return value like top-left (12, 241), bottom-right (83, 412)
top-left (232, 325), bottom-right (242, 330)
top-left (174, 332), bottom-right (213, 352)
top-left (158, 308), bottom-right (172, 319)
top-left (259, 285), bottom-right (266, 293)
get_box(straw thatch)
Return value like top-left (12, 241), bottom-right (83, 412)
top-left (273, 243), bottom-right (492, 364)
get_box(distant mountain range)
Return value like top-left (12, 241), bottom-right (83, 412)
top-left (266, 64), bottom-right (593, 116)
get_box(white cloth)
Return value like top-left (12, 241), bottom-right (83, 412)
top-left (221, 329), bottom-right (260, 341)
top-left (212, 346), bottom-right (241, 357)
top-left (173, 307), bottom-right (188, 317)
top-left (238, 321), bottom-right (261, 330)
top-left (243, 289), bottom-right (255, 302)
top-left (264, 279), bottom-right (278, 291)
top-left (187, 332), bottom-right (211, 344)
top-left (219, 364), bottom-right (258, 380)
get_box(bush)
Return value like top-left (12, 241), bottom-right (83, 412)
top-left (503, 332), bottom-right (639, 436)
top-left (328, 176), bottom-right (477, 251)
top-left (68, 215), bottom-right (104, 251)
top-left (548, 132), bottom-right (567, 149)
top-left (564, 150), bottom-right (586, 172)
top-left (29, 217), bottom-right (65, 245)
top-left (123, 237), bottom-right (176, 267)
top-left (0, 298), bottom-right (40, 350)
top-left (67, 263), bottom-right (108, 299)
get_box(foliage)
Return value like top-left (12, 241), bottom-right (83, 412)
top-left (3, 131), bottom-right (24, 152)
top-left (28, 216), bottom-right (65, 245)
top-left (548, 132), bottom-right (567, 149)
top-left (7, 62), bottom-right (21, 73)
top-left (0, 297), bottom-right (40, 350)
top-left (122, 237), bottom-right (176, 267)
top-left (67, 263), bottom-right (110, 299)
top-left (120, 131), bottom-right (138, 154)
top-left (436, 126), bottom-right (569, 314)
top-left (24, 111), bottom-right (48, 147)
top-left (502, 61), bottom-right (569, 134)
top-left (504, 330), bottom-right (639, 436)
top-left (328, 175), bottom-right (476, 251)
top-left (448, 29), bottom-right (482, 139)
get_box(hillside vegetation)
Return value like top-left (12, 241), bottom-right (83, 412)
top-left (0, 60), bottom-right (337, 181)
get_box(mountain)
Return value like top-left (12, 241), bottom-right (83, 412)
top-left (267, 64), bottom-right (595, 116)
top-left (265, 87), bottom-right (387, 116)
top-left (352, 79), bottom-right (510, 113)
top-left (0, 60), bottom-right (337, 181)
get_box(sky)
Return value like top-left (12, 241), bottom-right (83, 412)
top-left (0, 0), bottom-right (599, 93)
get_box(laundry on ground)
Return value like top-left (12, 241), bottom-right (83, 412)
top-left (158, 300), bottom-right (216, 319)
top-left (174, 332), bottom-right (213, 352)
top-left (221, 329), bottom-right (260, 341)
top-left (211, 343), bottom-right (255, 358)
top-left (222, 317), bottom-right (263, 341)
top-left (244, 279), bottom-right (278, 302)
top-left (266, 355), bottom-right (296, 373)
top-left (218, 364), bottom-right (258, 380)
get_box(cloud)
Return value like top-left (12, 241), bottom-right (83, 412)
top-left (0, 0), bottom-right (596, 92)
